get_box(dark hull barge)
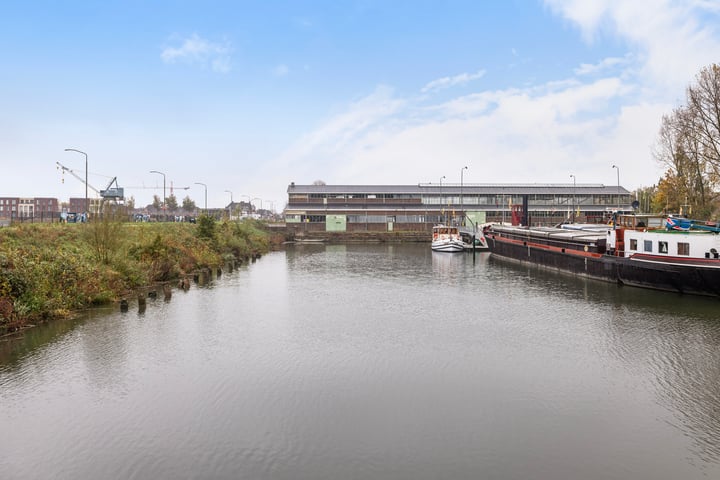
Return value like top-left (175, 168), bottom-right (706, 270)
top-left (485, 214), bottom-right (720, 297)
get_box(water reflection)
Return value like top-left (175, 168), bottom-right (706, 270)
top-left (1, 245), bottom-right (720, 479)
top-left (490, 254), bottom-right (720, 466)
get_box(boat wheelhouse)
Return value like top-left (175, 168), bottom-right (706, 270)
top-left (431, 225), bottom-right (465, 253)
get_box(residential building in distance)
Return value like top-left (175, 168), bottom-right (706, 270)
top-left (67, 197), bottom-right (102, 215)
top-left (0, 197), bottom-right (18, 220)
top-left (0, 197), bottom-right (59, 221)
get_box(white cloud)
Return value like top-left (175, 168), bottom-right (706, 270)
top-left (283, 86), bottom-right (405, 158)
top-left (421, 70), bottom-right (486, 93)
top-left (689, 0), bottom-right (720, 13)
top-left (574, 54), bottom-right (631, 75)
top-left (161, 34), bottom-right (232, 73)
top-left (263, 61), bottom-right (665, 192)
top-left (543, 0), bottom-right (720, 93)
top-left (257, 0), bottom-right (719, 195)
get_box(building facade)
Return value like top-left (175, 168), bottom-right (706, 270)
top-left (284, 183), bottom-right (633, 232)
top-left (0, 197), bottom-right (59, 221)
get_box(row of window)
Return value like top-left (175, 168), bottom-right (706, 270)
top-left (289, 212), bottom-right (608, 224)
top-left (0, 199), bottom-right (56, 206)
top-left (291, 193), bottom-right (630, 205)
top-left (628, 238), bottom-right (690, 256)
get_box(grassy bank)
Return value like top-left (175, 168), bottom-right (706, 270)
top-left (0, 216), bottom-right (277, 333)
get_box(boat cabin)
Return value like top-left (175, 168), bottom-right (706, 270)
top-left (613, 214), bottom-right (665, 230)
top-left (432, 225), bottom-right (460, 239)
top-left (608, 214), bottom-right (720, 260)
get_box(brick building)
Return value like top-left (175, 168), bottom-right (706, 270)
top-left (0, 197), bottom-right (59, 221)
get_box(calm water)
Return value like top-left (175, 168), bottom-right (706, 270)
top-left (2, 244), bottom-right (720, 480)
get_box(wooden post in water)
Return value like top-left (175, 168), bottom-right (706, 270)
top-left (472, 234), bottom-right (476, 263)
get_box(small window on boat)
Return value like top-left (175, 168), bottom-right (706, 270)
top-left (658, 241), bottom-right (668, 254)
top-left (678, 242), bottom-right (690, 256)
top-left (644, 240), bottom-right (652, 252)
top-left (629, 239), bottom-right (637, 250)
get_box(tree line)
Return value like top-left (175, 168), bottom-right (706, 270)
top-left (650, 63), bottom-right (720, 218)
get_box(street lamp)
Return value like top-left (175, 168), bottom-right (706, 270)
top-left (194, 182), bottom-right (207, 214)
top-left (149, 170), bottom-right (166, 217)
top-left (612, 165), bottom-right (620, 211)
top-left (225, 190), bottom-right (233, 218)
top-left (460, 166), bottom-right (468, 225)
top-left (570, 174), bottom-right (576, 222)
top-left (64, 148), bottom-right (88, 216)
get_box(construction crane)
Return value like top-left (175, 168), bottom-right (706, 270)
top-left (56, 161), bottom-right (125, 205)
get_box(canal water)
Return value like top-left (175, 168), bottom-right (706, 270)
top-left (2, 244), bottom-right (720, 480)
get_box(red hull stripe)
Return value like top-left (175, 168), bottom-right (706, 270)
top-left (629, 253), bottom-right (720, 267)
top-left (490, 235), bottom-right (603, 259)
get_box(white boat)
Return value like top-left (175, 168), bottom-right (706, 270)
top-left (431, 225), bottom-right (465, 252)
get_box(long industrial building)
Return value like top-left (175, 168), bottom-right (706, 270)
top-left (284, 182), bottom-right (633, 232)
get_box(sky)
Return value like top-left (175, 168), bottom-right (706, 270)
top-left (2, 0), bottom-right (720, 212)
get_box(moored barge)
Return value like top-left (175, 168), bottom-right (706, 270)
top-left (485, 214), bottom-right (720, 297)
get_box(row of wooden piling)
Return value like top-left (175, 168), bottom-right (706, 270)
top-left (118, 253), bottom-right (262, 313)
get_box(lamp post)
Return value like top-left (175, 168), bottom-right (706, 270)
top-left (225, 190), bottom-right (233, 219)
top-left (64, 148), bottom-right (88, 216)
top-left (149, 170), bottom-right (166, 218)
top-left (570, 174), bottom-right (576, 223)
top-left (252, 198), bottom-right (262, 217)
top-left (612, 165), bottom-right (620, 211)
top-left (194, 182), bottom-right (207, 214)
top-left (460, 166), bottom-right (468, 225)
top-left (439, 175), bottom-right (446, 224)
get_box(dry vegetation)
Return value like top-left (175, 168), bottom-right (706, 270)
top-left (0, 216), bottom-right (273, 332)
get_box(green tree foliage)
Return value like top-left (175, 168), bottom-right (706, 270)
top-left (182, 196), bottom-right (196, 212)
top-left (197, 214), bottom-right (216, 240)
top-left (166, 194), bottom-right (179, 212)
top-left (86, 209), bottom-right (125, 264)
top-left (633, 185), bottom-right (658, 213)
top-left (152, 195), bottom-right (162, 211)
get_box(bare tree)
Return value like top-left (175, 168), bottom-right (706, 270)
top-left (654, 64), bottom-right (720, 217)
top-left (687, 64), bottom-right (720, 180)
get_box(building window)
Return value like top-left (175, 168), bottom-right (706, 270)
top-left (644, 240), bottom-right (652, 252)
top-left (629, 239), bottom-right (637, 250)
top-left (658, 241), bottom-right (668, 254)
top-left (678, 242), bottom-right (690, 256)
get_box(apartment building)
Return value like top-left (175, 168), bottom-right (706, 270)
top-left (0, 197), bottom-right (59, 221)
